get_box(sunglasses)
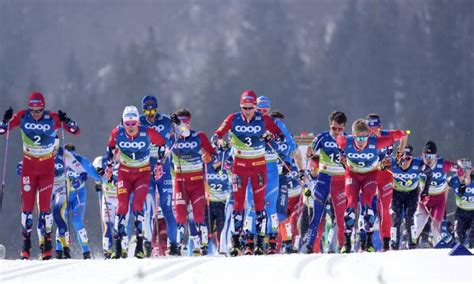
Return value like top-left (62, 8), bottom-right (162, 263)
top-left (241, 106), bottom-right (255, 111)
top-left (144, 109), bottom-right (157, 115)
top-left (124, 121), bottom-right (138, 127)
top-left (423, 153), bottom-right (436, 160)
top-left (331, 126), bottom-right (344, 131)
top-left (354, 136), bottom-right (369, 142)
top-left (29, 108), bottom-right (44, 114)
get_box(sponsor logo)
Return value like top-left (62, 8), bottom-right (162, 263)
top-left (433, 172), bottom-right (443, 179)
top-left (152, 125), bottom-right (165, 132)
top-left (23, 184), bottom-right (31, 192)
top-left (24, 123), bottom-right (50, 131)
top-left (394, 173), bottom-right (417, 180)
top-left (23, 176), bottom-right (30, 185)
top-left (207, 173), bottom-right (228, 181)
top-left (119, 141), bottom-right (147, 149)
top-left (465, 187), bottom-right (474, 194)
top-left (347, 152), bottom-right (375, 159)
top-left (278, 143), bottom-right (288, 151)
top-left (55, 163), bottom-right (63, 170)
top-left (324, 141), bottom-right (338, 148)
top-left (176, 141), bottom-right (198, 149)
top-left (235, 125), bottom-right (262, 134)
top-left (117, 188), bottom-right (127, 194)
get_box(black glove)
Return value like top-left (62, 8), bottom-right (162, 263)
top-left (170, 113), bottom-right (180, 125)
top-left (282, 162), bottom-right (291, 175)
top-left (303, 186), bottom-right (312, 197)
top-left (219, 140), bottom-right (229, 151)
top-left (260, 133), bottom-right (273, 143)
top-left (276, 133), bottom-right (286, 143)
top-left (96, 167), bottom-right (105, 176)
top-left (459, 182), bottom-right (467, 196)
top-left (3, 107), bottom-right (13, 123)
top-left (298, 169), bottom-right (306, 181)
top-left (94, 183), bottom-right (102, 192)
top-left (58, 110), bottom-right (71, 123)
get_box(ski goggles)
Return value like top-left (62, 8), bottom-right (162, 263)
top-left (256, 107), bottom-right (269, 114)
top-left (144, 109), bottom-right (157, 115)
top-left (331, 126), bottom-right (344, 132)
top-left (241, 106), bottom-right (255, 111)
top-left (354, 136), bottom-right (369, 142)
top-left (29, 108), bottom-right (44, 114)
top-left (124, 121), bottom-right (138, 127)
top-left (423, 153), bottom-right (436, 160)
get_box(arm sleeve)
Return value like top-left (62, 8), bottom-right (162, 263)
top-left (106, 128), bottom-right (118, 165)
top-left (77, 155), bottom-right (104, 183)
top-left (199, 132), bottom-right (217, 155)
top-left (147, 127), bottom-right (165, 147)
top-left (387, 130), bottom-right (406, 140)
top-left (214, 114), bottom-right (235, 138)
top-left (0, 110), bottom-right (26, 134)
top-left (375, 135), bottom-right (396, 149)
top-left (263, 114), bottom-right (282, 136)
top-left (311, 133), bottom-right (324, 152)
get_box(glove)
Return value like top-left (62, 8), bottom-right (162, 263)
top-left (94, 183), bottom-right (102, 192)
top-left (3, 107), bottom-right (13, 123)
top-left (276, 133), bottom-right (286, 143)
top-left (303, 186), bottom-right (312, 197)
top-left (170, 113), bottom-right (180, 125)
top-left (72, 177), bottom-right (81, 189)
top-left (210, 134), bottom-right (219, 146)
top-left (96, 167), bottom-right (105, 176)
top-left (395, 151), bottom-right (404, 165)
top-left (16, 163), bottom-right (22, 176)
top-left (298, 169), bottom-right (306, 181)
top-left (380, 158), bottom-right (391, 170)
top-left (459, 182), bottom-right (467, 196)
top-left (260, 133), bottom-right (274, 143)
top-left (154, 163), bottom-right (164, 181)
top-left (219, 140), bottom-right (229, 151)
top-left (58, 110), bottom-right (71, 123)
top-left (420, 192), bottom-right (430, 205)
top-left (457, 167), bottom-right (464, 178)
top-left (281, 162), bottom-right (291, 175)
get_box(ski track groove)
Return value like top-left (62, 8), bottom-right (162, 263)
top-left (1, 261), bottom-right (79, 282)
top-left (294, 254), bottom-right (323, 279)
top-left (0, 261), bottom-right (52, 277)
top-left (118, 258), bottom-right (185, 284)
top-left (152, 258), bottom-right (213, 281)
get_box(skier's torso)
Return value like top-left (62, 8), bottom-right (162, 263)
top-left (312, 131), bottom-right (345, 176)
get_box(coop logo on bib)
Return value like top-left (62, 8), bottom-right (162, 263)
top-left (324, 141), bottom-right (338, 148)
top-left (347, 153), bottom-right (375, 159)
top-left (24, 123), bottom-right (50, 131)
top-left (119, 141), bottom-right (147, 149)
top-left (176, 141), bottom-right (198, 149)
top-left (235, 125), bottom-right (262, 134)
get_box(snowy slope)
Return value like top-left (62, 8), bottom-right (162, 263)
top-left (0, 249), bottom-right (472, 284)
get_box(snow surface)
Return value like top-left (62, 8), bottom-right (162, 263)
top-left (0, 249), bottom-right (473, 284)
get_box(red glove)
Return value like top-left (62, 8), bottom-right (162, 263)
top-left (457, 167), bottom-right (464, 177)
top-left (420, 195), bottom-right (430, 205)
top-left (154, 163), bottom-right (163, 180)
top-left (104, 166), bottom-right (113, 182)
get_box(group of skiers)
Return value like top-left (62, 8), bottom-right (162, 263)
top-left (0, 91), bottom-right (472, 260)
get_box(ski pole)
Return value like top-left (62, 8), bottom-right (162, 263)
top-left (203, 162), bottom-right (215, 254)
top-left (0, 121), bottom-right (10, 212)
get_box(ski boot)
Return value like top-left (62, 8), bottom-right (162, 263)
top-left (20, 234), bottom-right (31, 260)
top-left (283, 240), bottom-right (295, 254)
top-left (144, 241), bottom-right (153, 258)
top-left (63, 247), bottom-right (72, 259)
top-left (359, 238), bottom-right (366, 252)
top-left (134, 236), bottom-right (146, 259)
top-left (267, 235), bottom-right (277, 255)
top-left (83, 252), bottom-right (92, 259)
top-left (103, 250), bottom-right (112, 259)
top-left (169, 242), bottom-right (181, 256)
top-left (229, 235), bottom-right (241, 257)
top-left (365, 232), bottom-right (376, 252)
top-left (56, 250), bottom-right (63, 259)
top-left (201, 245), bottom-right (208, 256)
top-left (113, 238), bottom-right (127, 259)
top-left (41, 235), bottom-right (53, 260)
top-left (340, 233), bottom-right (352, 254)
top-left (244, 236), bottom-right (255, 255)
top-left (382, 237), bottom-right (390, 252)
top-left (254, 235), bottom-right (265, 256)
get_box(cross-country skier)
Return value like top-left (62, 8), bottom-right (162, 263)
top-left (0, 92), bottom-right (80, 260)
top-left (301, 111), bottom-right (348, 253)
top-left (336, 119), bottom-right (407, 253)
top-left (212, 90), bottom-right (283, 256)
top-left (366, 113), bottom-right (407, 251)
top-left (170, 109), bottom-right (217, 256)
top-left (413, 141), bottom-right (459, 247)
top-left (139, 95), bottom-right (179, 256)
top-left (448, 159), bottom-right (474, 248)
top-left (390, 144), bottom-right (432, 250)
top-left (105, 106), bottom-right (165, 259)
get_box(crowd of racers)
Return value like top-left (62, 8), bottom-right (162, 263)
top-left (0, 91), bottom-right (472, 260)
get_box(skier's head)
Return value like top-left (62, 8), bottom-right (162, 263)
top-left (366, 113), bottom-right (382, 136)
top-left (457, 158), bottom-right (472, 182)
top-left (28, 92), bottom-right (45, 120)
top-left (422, 141), bottom-right (437, 167)
top-left (352, 119), bottom-right (370, 149)
top-left (142, 95), bottom-right (158, 119)
top-left (400, 144), bottom-right (414, 168)
top-left (240, 90), bottom-right (257, 119)
top-left (175, 108), bottom-right (191, 137)
top-left (328, 111), bottom-right (347, 137)
top-left (256, 96), bottom-right (271, 114)
top-left (122, 106), bottom-right (140, 134)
